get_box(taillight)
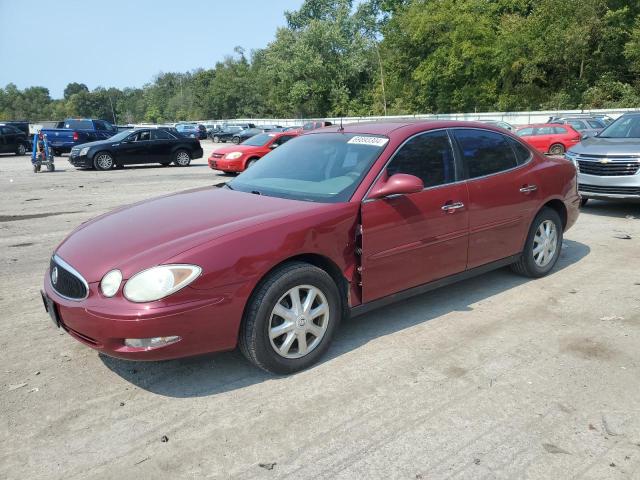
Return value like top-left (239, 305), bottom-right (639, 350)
top-left (73, 131), bottom-right (79, 141)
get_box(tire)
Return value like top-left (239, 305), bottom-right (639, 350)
top-left (16, 143), bottom-right (26, 156)
top-left (548, 143), bottom-right (565, 156)
top-left (239, 262), bottom-right (342, 374)
top-left (173, 149), bottom-right (191, 167)
top-left (232, 136), bottom-right (240, 145)
top-left (213, 135), bottom-right (220, 143)
top-left (511, 207), bottom-right (563, 278)
top-left (47, 163), bottom-right (55, 172)
top-left (246, 158), bottom-right (259, 169)
top-left (580, 198), bottom-right (588, 207)
top-left (93, 152), bottom-right (114, 171)
top-left (33, 164), bottom-right (38, 173)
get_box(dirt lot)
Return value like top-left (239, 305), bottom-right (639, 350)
top-left (1, 143), bottom-right (639, 479)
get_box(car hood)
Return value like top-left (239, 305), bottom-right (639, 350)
top-left (569, 137), bottom-right (640, 156)
top-left (72, 139), bottom-right (114, 150)
top-left (211, 144), bottom-right (264, 156)
top-left (55, 186), bottom-right (333, 282)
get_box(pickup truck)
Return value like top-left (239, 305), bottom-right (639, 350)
top-left (40, 119), bottom-right (118, 155)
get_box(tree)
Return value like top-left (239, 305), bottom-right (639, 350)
top-left (63, 82), bottom-right (89, 100)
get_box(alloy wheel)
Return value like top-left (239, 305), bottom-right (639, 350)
top-left (96, 154), bottom-right (113, 170)
top-left (532, 220), bottom-right (558, 267)
top-left (268, 285), bottom-right (329, 359)
top-left (176, 151), bottom-right (190, 166)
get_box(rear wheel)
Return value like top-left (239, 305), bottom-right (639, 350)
top-left (47, 163), bottom-right (55, 172)
top-left (16, 143), bottom-right (26, 156)
top-left (239, 262), bottom-right (341, 374)
top-left (213, 135), bottom-right (220, 143)
top-left (511, 207), bottom-right (563, 278)
top-left (93, 152), bottom-right (114, 171)
top-left (548, 143), bottom-right (565, 155)
top-left (174, 149), bottom-right (191, 167)
top-left (232, 136), bottom-right (241, 145)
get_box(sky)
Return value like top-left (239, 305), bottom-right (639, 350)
top-left (0, 0), bottom-right (303, 99)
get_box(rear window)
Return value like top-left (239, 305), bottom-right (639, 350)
top-left (453, 129), bottom-right (518, 179)
top-left (509, 138), bottom-right (532, 165)
top-left (65, 120), bottom-right (93, 130)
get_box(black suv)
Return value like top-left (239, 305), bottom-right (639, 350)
top-left (0, 123), bottom-right (29, 155)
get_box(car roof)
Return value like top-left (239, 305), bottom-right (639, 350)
top-left (311, 120), bottom-right (516, 136)
top-left (517, 123), bottom-right (566, 128)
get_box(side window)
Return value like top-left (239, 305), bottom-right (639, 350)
top-left (386, 130), bottom-right (456, 188)
top-left (516, 128), bottom-right (534, 136)
top-left (138, 130), bottom-right (151, 141)
top-left (537, 126), bottom-right (555, 135)
top-left (151, 129), bottom-right (172, 140)
top-left (94, 120), bottom-right (107, 131)
top-left (508, 138), bottom-right (532, 165)
top-left (567, 120), bottom-right (585, 130)
top-left (587, 120), bottom-right (603, 128)
top-left (453, 129), bottom-right (518, 179)
top-left (274, 135), bottom-right (294, 146)
top-left (553, 127), bottom-right (568, 134)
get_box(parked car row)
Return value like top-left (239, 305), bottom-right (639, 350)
top-left (0, 123), bottom-right (30, 155)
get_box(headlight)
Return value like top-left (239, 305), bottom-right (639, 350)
top-left (225, 152), bottom-right (243, 160)
top-left (565, 151), bottom-right (579, 171)
top-left (123, 264), bottom-right (201, 303)
top-left (79, 147), bottom-right (89, 156)
top-left (100, 269), bottom-right (122, 297)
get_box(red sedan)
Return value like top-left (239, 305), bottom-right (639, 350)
top-left (41, 121), bottom-right (580, 374)
top-left (209, 131), bottom-right (299, 173)
top-left (516, 123), bottom-right (582, 155)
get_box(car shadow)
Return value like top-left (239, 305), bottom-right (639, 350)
top-left (100, 239), bottom-right (590, 398)
top-left (580, 199), bottom-right (640, 219)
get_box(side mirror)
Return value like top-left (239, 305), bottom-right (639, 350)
top-left (368, 173), bottom-right (424, 200)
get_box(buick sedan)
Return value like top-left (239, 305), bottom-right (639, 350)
top-left (42, 121), bottom-right (580, 373)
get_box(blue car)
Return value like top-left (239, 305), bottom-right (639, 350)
top-left (175, 123), bottom-right (207, 140)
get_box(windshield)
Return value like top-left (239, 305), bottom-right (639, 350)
top-left (242, 133), bottom-right (274, 146)
top-left (228, 133), bottom-right (389, 203)
top-left (598, 115), bottom-right (640, 138)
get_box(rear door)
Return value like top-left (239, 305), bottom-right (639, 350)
top-left (361, 130), bottom-right (469, 302)
top-left (0, 127), bottom-right (8, 153)
top-left (451, 128), bottom-right (540, 269)
top-left (149, 129), bottom-right (174, 162)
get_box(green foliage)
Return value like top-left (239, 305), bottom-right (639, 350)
top-left (1, 0), bottom-right (639, 122)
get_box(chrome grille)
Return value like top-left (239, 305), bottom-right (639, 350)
top-left (50, 255), bottom-right (89, 300)
top-left (577, 154), bottom-right (640, 176)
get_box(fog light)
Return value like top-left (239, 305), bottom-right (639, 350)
top-left (124, 336), bottom-right (181, 349)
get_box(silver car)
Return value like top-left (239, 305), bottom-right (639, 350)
top-left (566, 113), bottom-right (640, 205)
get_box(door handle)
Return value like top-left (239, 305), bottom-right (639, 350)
top-left (441, 201), bottom-right (465, 212)
top-left (519, 185), bottom-right (538, 193)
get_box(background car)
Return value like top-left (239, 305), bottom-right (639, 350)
top-left (549, 116), bottom-right (605, 138)
top-left (565, 112), bottom-right (640, 205)
top-left (68, 127), bottom-right (203, 170)
top-left (175, 123), bottom-right (207, 140)
top-left (212, 125), bottom-right (244, 143)
top-left (40, 118), bottom-right (118, 155)
top-left (516, 123), bottom-right (581, 155)
top-left (0, 123), bottom-right (30, 155)
top-left (230, 127), bottom-right (265, 144)
top-left (208, 130), bottom-right (299, 173)
top-left (302, 120), bottom-right (333, 131)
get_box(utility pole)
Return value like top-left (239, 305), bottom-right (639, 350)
top-left (108, 95), bottom-right (117, 125)
top-left (374, 42), bottom-right (387, 116)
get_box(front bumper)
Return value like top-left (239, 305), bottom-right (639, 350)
top-left (68, 152), bottom-right (92, 168)
top-left (42, 270), bottom-right (242, 361)
top-left (208, 157), bottom-right (244, 172)
top-left (578, 173), bottom-right (640, 199)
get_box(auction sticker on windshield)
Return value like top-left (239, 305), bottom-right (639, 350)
top-left (347, 136), bottom-right (389, 147)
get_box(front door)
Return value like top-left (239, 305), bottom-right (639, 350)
top-left (451, 129), bottom-right (540, 269)
top-left (118, 130), bottom-right (152, 164)
top-left (361, 130), bottom-right (469, 303)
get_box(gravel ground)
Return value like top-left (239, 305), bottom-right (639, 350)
top-left (1, 144), bottom-right (639, 480)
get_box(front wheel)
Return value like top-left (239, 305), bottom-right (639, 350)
top-left (93, 152), bottom-right (114, 171)
top-left (173, 150), bottom-right (191, 167)
top-left (232, 136), bottom-right (240, 145)
top-left (16, 143), bottom-right (26, 156)
top-left (246, 158), bottom-right (258, 169)
top-left (239, 262), bottom-right (342, 374)
top-left (511, 207), bottom-right (563, 278)
top-left (47, 163), bottom-right (55, 172)
top-left (548, 143), bottom-right (565, 155)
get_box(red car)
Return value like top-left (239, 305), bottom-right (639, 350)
top-left (516, 123), bottom-right (582, 155)
top-left (41, 121), bottom-right (580, 374)
top-left (209, 131), bottom-right (299, 173)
